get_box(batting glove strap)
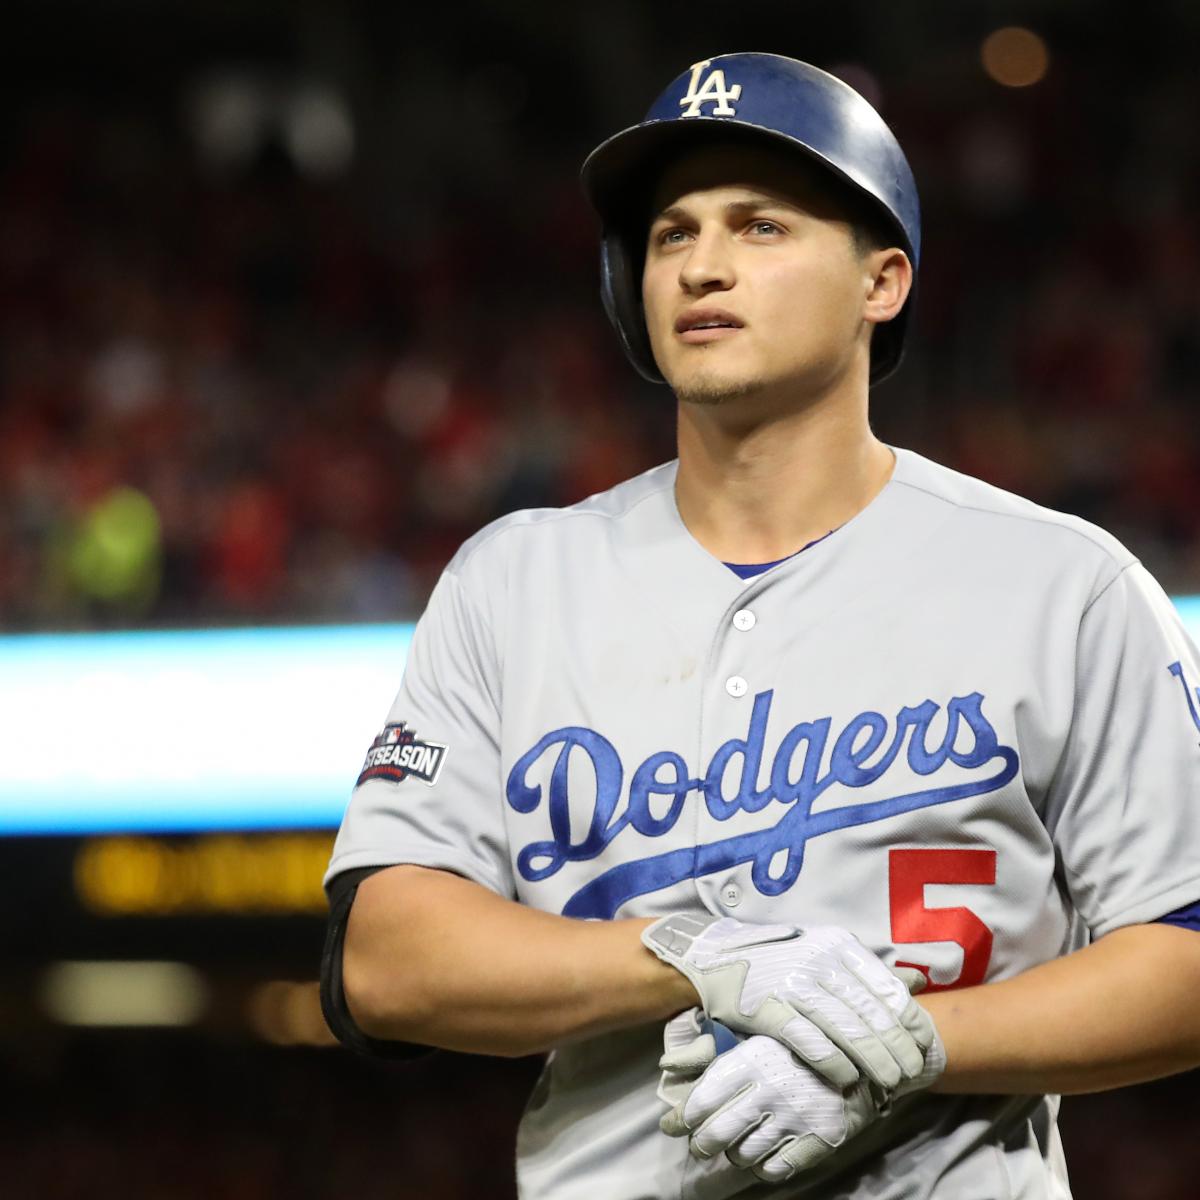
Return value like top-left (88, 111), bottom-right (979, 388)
top-left (642, 913), bottom-right (942, 1094)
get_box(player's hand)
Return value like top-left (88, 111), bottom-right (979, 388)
top-left (660, 1029), bottom-right (883, 1183)
top-left (642, 914), bottom-right (942, 1091)
top-left (656, 1007), bottom-right (719, 1112)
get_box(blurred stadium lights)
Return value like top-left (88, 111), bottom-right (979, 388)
top-left (247, 980), bottom-right (336, 1046)
top-left (39, 961), bottom-right (208, 1027)
top-left (2, 603), bottom-right (1198, 836)
top-left (188, 72), bottom-right (354, 177)
top-left (1171, 595), bottom-right (1200, 632)
top-left (74, 833), bottom-right (334, 916)
top-left (187, 72), bottom-right (273, 170)
top-left (0, 624), bottom-right (411, 834)
top-left (981, 27), bottom-right (1051, 88)
top-left (283, 85), bottom-right (355, 178)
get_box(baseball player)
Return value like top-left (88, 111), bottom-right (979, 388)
top-left (321, 54), bottom-right (1200, 1198)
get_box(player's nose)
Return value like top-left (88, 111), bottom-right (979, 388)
top-left (678, 226), bottom-right (736, 295)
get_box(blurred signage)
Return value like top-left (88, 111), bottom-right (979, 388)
top-left (0, 833), bottom-right (334, 965)
top-left (75, 833), bottom-right (335, 916)
top-left (0, 623), bottom-right (412, 834)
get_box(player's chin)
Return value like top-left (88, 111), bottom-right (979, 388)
top-left (656, 345), bottom-right (751, 402)
top-left (666, 360), bottom-right (768, 408)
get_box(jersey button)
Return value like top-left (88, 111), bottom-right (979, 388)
top-left (732, 609), bottom-right (756, 632)
top-left (725, 675), bottom-right (748, 698)
top-left (721, 882), bottom-right (742, 908)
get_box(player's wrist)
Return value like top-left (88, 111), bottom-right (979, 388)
top-left (891, 1019), bottom-right (947, 1100)
top-left (634, 917), bottom-right (705, 1015)
top-left (906, 993), bottom-right (961, 1093)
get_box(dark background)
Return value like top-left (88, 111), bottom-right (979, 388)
top-left (2, 1), bottom-right (1198, 1195)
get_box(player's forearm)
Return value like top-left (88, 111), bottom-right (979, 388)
top-left (342, 865), bottom-right (698, 1057)
top-left (921, 923), bottom-right (1200, 1094)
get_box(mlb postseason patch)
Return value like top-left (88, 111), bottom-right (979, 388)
top-left (357, 723), bottom-right (448, 787)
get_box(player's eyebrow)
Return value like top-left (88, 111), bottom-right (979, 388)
top-left (651, 194), bottom-right (803, 225)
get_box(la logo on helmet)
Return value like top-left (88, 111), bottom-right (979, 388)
top-left (679, 59), bottom-right (742, 117)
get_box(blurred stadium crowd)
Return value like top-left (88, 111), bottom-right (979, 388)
top-left (6, 1035), bottom-right (1200, 1199)
top-left (0, 95), bottom-right (664, 628)
top-left (2, 10), bottom-right (1199, 632)
top-left (6, 1036), bottom-right (539, 1198)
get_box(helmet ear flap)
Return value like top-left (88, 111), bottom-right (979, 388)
top-left (600, 232), bottom-right (665, 385)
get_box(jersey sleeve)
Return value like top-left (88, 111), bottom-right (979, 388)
top-left (1044, 562), bottom-right (1200, 937)
top-left (324, 566), bottom-right (514, 898)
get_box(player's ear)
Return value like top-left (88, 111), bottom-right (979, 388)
top-left (862, 248), bottom-right (912, 328)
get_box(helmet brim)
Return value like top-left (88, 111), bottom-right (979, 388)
top-left (581, 116), bottom-right (917, 268)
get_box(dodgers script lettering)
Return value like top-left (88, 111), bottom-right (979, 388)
top-left (505, 689), bottom-right (1019, 918)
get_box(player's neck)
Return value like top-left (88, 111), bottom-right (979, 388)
top-left (673, 396), bottom-right (894, 565)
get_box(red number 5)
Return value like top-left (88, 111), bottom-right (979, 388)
top-left (889, 848), bottom-right (996, 992)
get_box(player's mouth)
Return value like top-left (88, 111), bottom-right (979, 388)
top-left (675, 308), bottom-right (744, 344)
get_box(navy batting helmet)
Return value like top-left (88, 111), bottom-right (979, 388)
top-left (580, 53), bottom-right (921, 384)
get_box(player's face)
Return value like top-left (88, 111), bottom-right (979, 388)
top-left (641, 143), bottom-right (909, 407)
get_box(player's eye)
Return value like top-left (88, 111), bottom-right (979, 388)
top-left (747, 219), bottom-right (783, 237)
top-left (657, 227), bottom-right (691, 246)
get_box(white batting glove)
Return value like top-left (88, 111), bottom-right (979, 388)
top-left (656, 1007), bottom-right (718, 1112)
top-left (643, 914), bottom-right (941, 1091)
top-left (659, 1027), bottom-right (944, 1183)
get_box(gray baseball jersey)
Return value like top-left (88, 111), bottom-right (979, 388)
top-left (326, 446), bottom-right (1200, 1200)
